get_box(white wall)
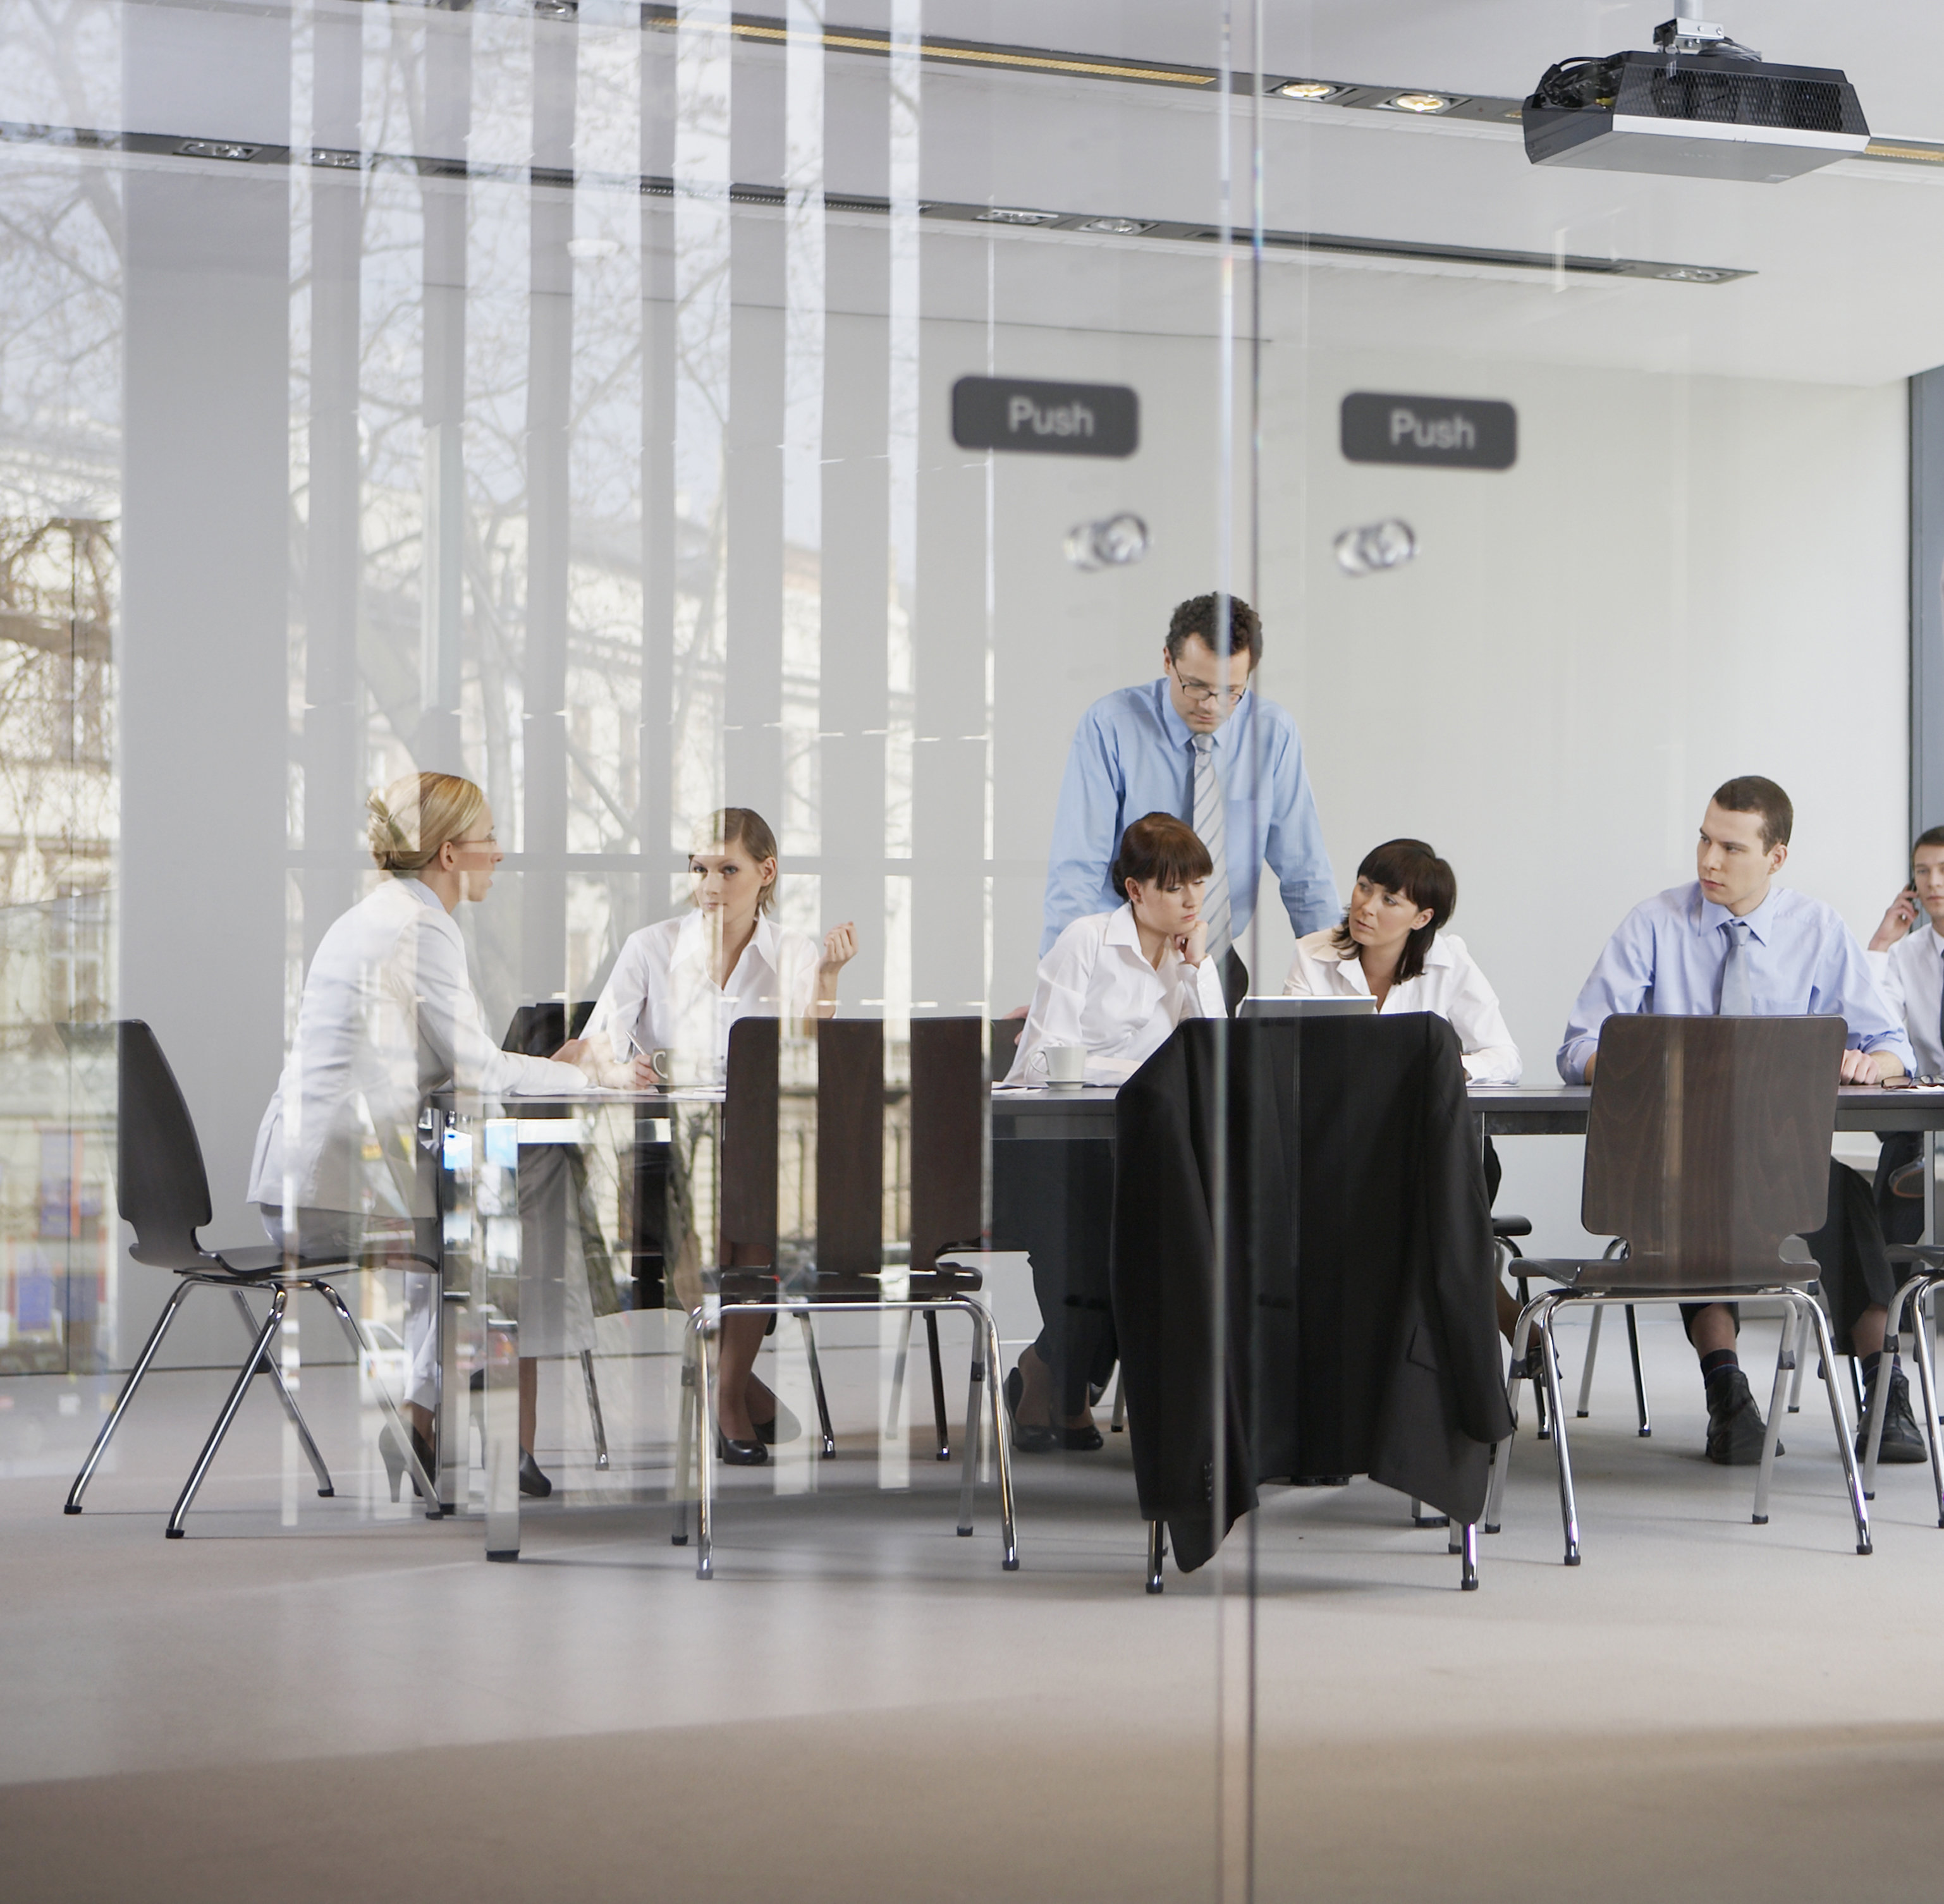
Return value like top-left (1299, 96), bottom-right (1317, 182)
top-left (926, 324), bottom-right (1909, 1245)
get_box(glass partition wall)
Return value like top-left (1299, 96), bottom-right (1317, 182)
top-left (6, 0), bottom-right (1933, 1891)
top-left (0, 1), bottom-right (1275, 1889)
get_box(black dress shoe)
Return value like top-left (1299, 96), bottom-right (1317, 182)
top-left (1061, 1420), bottom-right (1104, 1451)
top-left (1003, 1367), bottom-right (1060, 1454)
top-left (750, 1400), bottom-right (800, 1446)
top-left (518, 1449), bottom-right (554, 1498)
top-left (1858, 1366), bottom-right (1929, 1464)
top-left (1704, 1368), bottom-right (1780, 1466)
top-left (716, 1431), bottom-right (769, 1467)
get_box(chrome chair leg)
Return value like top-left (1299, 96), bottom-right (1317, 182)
top-left (1110, 1367), bottom-right (1127, 1432)
top-left (166, 1287), bottom-right (288, 1539)
top-left (314, 1279), bottom-right (437, 1516)
top-left (1575, 1303), bottom-right (1604, 1417)
top-left (1536, 1297), bottom-right (1580, 1564)
top-left (1753, 1299), bottom-right (1796, 1524)
top-left (1146, 1518), bottom-right (1165, 1594)
top-left (797, 1312), bottom-right (836, 1458)
top-left (671, 1348), bottom-right (695, 1546)
top-left (231, 1288), bottom-right (334, 1499)
top-left (693, 1317), bottom-right (714, 1580)
top-left (924, 1310), bottom-right (951, 1460)
top-left (1909, 1281), bottom-right (1944, 1527)
top-left (975, 1302), bottom-right (1018, 1570)
top-left (884, 1310), bottom-right (914, 1441)
top-left (1484, 1307), bottom-right (1535, 1535)
top-left (580, 1349), bottom-right (610, 1471)
top-left (1460, 1520), bottom-right (1479, 1591)
top-left (957, 1310), bottom-right (984, 1537)
top-left (65, 1281), bottom-right (193, 1513)
top-left (1624, 1305), bottom-right (1651, 1436)
top-left (1806, 1296), bottom-right (1871, 1555)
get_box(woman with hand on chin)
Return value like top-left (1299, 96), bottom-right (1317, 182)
top-left (584, 807), bottom-right (856, 1463)
top-left (1282, 837), bottom-right (1525, 1345)
top-left (998, 813), bottom-right (1227, 1451)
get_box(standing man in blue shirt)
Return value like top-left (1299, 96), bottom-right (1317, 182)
top-left (1041, 594), bottom-right (1336, 987)
top-left (1558, 776), bottom-right (1923, 1465)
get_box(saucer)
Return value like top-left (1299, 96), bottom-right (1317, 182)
top-left (1044, 1078), bottom-right (1088, 1092)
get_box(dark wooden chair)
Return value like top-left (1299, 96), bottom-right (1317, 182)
top-left (673, 1016), bottom-right (1016, 1579)
top-left (1483, 1014), bottom-right (1869, 1563)
top-left (64, 1021), bottom-right (441, 1537)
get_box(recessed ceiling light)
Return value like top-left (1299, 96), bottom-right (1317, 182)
top-left (178, 139), bottom-right (259, 161)
top-left (1381, 92), bottom-right (1457, 114)
top-left (1077, 216), bottom-right (1153, 235)
top-left (1656, 267), bottom-right (1725, 283)
top-left (1277, 80), bottom-right (1343, 102)
top-left (976, 207), bottom-right (1060, 226)
top-left (310, 147), bottom-right (362, 169)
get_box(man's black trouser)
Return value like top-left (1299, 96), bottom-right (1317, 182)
top-left (1680, 1157), bottom-right (1896, 1358)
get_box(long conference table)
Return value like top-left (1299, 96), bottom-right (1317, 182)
top-left (992, 1081), bottom-right (1944, 1142)
top-left (445, 1080), bottom-right (1944, 1556)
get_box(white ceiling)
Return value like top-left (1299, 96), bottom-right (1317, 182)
top-left (9, 0), bottom-right (1944, 385)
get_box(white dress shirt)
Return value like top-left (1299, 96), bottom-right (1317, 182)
top-left (1004, 903), bottom-right (1228, 1087)
top-left (248, 877), bottom-right (587, 1217)
top-left (1869, 920), bottom-right (1944, 1076)
top-left (585, 910), bottom-right (824, 1082)
top-left (1281, 929), bottom-right (1522, 1085)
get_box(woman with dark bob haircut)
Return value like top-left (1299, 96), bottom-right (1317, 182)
top-left (997, 812), bottom-right (1228, 1452)
top-left (1284, 838), bottom-right (1529, 1349)
top-left (1281, 838), bottom-right (1517, 1082)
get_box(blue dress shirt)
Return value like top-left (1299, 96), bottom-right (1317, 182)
top-left (1041, 678), bottom-right (1337, 954)
top-left (1556, 881), bottom-right (1913, 1084)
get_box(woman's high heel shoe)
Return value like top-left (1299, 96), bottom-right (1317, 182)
top-left (716, 1429), bottom-right (769, 1467)
top-left (750, 1400), bottom-right (800, 1446)
top-left (379, 1423), bottom-right (436, 1503)
top-left (518, 1449), bottom-right (554, 1498)
top-left (1003, 1367), bottom-right (1060, 1455)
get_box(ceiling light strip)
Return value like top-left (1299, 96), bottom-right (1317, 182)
top-left (645, 10), bottom-right (1215, 87)
top-left (0, 121), bottom-right (1748, 281)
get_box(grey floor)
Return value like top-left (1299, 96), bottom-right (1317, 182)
top-left (4, 1301), bottom-right (1944, 1902)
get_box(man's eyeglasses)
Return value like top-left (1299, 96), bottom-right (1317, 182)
top-left (1880, 1074), bottom-right (1944, 1089)
top-left (1169, 664), bottom-right (1247, 708)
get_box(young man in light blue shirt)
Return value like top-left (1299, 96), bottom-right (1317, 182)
top-left (1040, 594), bottom-right (1336, 979)
top-left (1558, 776), bottom-right (1923, 1465)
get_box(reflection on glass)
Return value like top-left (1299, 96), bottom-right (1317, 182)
top-left (1065, 512), bottom-right (1151, 571)
top-left (1333, 518), bottom-right (1419, 576)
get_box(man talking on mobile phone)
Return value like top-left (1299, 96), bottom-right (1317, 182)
top-left (1866, 827), bottom-right (1944, 1246)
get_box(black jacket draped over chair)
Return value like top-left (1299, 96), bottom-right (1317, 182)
top-left (1110, 1015), bottom-right (1515, 1572)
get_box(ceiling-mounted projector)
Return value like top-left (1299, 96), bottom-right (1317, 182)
top-left (1523, 15), bottom-right (1869, 181)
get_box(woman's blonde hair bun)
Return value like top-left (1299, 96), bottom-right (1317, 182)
top-left (367, 771), bottom-right (487, 875)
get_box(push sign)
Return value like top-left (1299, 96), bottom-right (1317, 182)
top-left (952, 376), bottom-right (1139, 458)
top-left (1340, 392), bottom-right (1517, 471)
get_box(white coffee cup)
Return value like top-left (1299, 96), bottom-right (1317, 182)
top-left (1032, 1044), bottom-right (1089, 1088)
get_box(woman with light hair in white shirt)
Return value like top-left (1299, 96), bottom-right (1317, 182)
top-left (998, 812), bottom-right (1227, 1451)
top-left (249, 771), bottom-right (627, 1503)
top-left (584, 807), bottom-right (857, 1465)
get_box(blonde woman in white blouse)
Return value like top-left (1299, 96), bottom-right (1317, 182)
top-left (1283, 836), bottom-right (1531, 1351)
top-left (584, 807), bottom-right (856, 1465)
